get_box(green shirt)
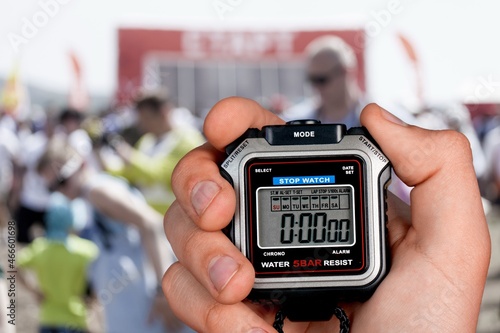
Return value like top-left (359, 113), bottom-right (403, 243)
top-left (18, 235), bottom-right (99, 329)
top-left (108, 128), bottom-right (204, 214)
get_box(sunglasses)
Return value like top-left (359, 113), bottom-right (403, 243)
top-left (307, 66), bottom-right (345, 86)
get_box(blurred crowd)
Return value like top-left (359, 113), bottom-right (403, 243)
top-left (0, 34), bottom-right (499, 333)
top-left (0, 90), bottom-right (202, 333)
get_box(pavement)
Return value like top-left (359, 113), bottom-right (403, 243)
top-left (478, 203), bottom-right (500, 333)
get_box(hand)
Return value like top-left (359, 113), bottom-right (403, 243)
top-left (162, 98), bottom-right (491, 333)
top-left (148, 292), bottom-right (185, 332)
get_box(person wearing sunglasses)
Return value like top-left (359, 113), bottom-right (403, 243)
top-left (283, 35), bottom-right (365, 128)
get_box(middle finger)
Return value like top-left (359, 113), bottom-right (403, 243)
top-left (164, 200), bottom-right (255, 304)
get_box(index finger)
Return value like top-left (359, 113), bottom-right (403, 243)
top-left (171, 97), bottom-right (284, 230)
top-left (204, 97), bottom-right (285, 151)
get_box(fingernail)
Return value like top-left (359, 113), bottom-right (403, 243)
top-left (248, 329), bottom-right (268, 333)
top-left (191, 180), bottom-right (221, 216)
top-left (379, 106), bottom-right (407, 126)
top-left (208, 256), bottom-right (239, 292)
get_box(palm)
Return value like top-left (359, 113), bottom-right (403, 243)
top-left (248, 189), bottom-right (483, 333)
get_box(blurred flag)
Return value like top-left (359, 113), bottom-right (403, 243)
top-left (398, 33), bottom-right (423, 103)
top-left (0, 63), bottom-right (24, 118)
top-left (68, 50), bottom-right (89, 111)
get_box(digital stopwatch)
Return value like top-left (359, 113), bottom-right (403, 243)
top-left (221, 120), bottom-right (391, 322)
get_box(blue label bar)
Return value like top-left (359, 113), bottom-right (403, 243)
top-left (272, 175), bottom-right (336, 186)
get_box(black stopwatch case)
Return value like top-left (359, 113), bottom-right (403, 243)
top-left (221, 122), bottom-right (391, 319)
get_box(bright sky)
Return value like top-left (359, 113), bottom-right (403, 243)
top-left (1, 0), bottom-right (500, 107)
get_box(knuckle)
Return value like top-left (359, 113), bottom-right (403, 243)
top-left (163, 202), bottom-right (200, 263)
top-left (171, 144), bottom-right (211, 202)
top-left (171, 149), bottom-right (197, 191)
top-left (162, 263), bottom-right (181, 300)
top-left (163, 201), bottom-right (179, 241)
top-left (179, 225), bottom-right (203, 264)
top-left (396, 128), bottom-right (474, 186)
top-left (440, 130), bottom-right (473, 162)
top-left (204, 302), bottom-right (226, 332)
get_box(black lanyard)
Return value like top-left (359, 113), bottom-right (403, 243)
top-left (273, 306), bottom-right (350, 333)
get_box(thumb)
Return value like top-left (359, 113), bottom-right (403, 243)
top-left (360, 104), bottom-right (488, 255)
top-left (360, 103), bottom-right (472, 187)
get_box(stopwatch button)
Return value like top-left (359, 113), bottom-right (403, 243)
top-left (225, 128), bottom-right (260, 155)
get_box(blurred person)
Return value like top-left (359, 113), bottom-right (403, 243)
top-left (283, 35), bottom-right (418, 203)
top-left (482, 118), bottom-right (500, 203)
top-left (100, 90), bottom-right (204, 215)
top-left (0, 110), bottom-right (20, 225)
top-left (283, 35), bottom-right (417, 126)
top-left (282, 35), bottom-right (364, 127)
top-left (57, 108), bottom-right (96, 170)
top-left (17, 192), bottom-right (99, 333)
top-left (12, 114), bottom-right (57, 243)
top-left (12, 107), bottom-right (97, 243)
top-left (37, 138), bottom-right (191, 333)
